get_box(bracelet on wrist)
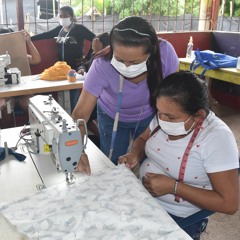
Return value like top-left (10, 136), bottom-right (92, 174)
top-left (173, 180), bottom-right (179, 195)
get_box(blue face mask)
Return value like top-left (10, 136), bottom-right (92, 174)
top-left (111, 55), bottom-right (148, 78)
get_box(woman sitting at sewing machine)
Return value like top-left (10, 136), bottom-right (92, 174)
top-left (119, 71), bottom-right (239, 240)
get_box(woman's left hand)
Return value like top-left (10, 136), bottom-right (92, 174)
top-left (142, 172), bottom-right (175, 197)
top-left (118, 153), bottom-right (139, 169)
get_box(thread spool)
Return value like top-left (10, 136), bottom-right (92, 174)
top-left (67, 69), bottom-right (76, 82)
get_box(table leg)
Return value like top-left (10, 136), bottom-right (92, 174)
top-left (57, 90), bottom-right (71, 115)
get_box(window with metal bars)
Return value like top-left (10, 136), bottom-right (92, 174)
top-left (0, 0), bottom-right (239, 34)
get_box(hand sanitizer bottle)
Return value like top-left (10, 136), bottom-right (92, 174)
top-left (236, 57), bottom-right (240, 70)
top-left (186, 36), bottom-right (194, 58)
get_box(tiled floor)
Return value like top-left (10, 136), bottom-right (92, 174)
top-left (202, 105), bottom-right (240, 240)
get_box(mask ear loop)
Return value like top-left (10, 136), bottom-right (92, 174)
top-left (186, 121), bottom-right (196, 133)
top-left (184, 116), bottom-right (196, 133)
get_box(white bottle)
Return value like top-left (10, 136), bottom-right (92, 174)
top-left (236, 57), bottom-right (240, 70)
top-left (3, 51), bottom-right (11, 66)
top-left (186, 36), bottom-right (193, 58)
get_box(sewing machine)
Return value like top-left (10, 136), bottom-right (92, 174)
top-left (28, 94), bottom-right (87, 183)
top-left (0, 52), bottom-right (21, 86)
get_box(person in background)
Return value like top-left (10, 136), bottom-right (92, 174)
top-left (31, 5), bottom-right (95, 70)
top-left (0, 28), bottom-right (41, 66)
top-left (72, 16), bottom-right (179, 174)
top-left (77, 32), bottom-right (110, 75)
top-left (24, 30), bottom-right (41, 65)
top-left (16, 30), bottom-right (41, 114)
top-left (119, 71), bottom-right (239, 240)
top-left (0, 28), bottom-right (41, 129)
top-left (31, 5), bottom-right (96, 112)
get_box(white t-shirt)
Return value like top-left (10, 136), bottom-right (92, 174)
top-left (139, 111), bottom-right (239, 218)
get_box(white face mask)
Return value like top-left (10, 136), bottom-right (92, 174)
top-left (111, 55), bottom-right (148, 78)
top-left (158, 116), bottom-right (195, 136)
top-left (59, 18), bottom-right (72, 28)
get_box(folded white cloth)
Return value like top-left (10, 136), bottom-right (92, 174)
top-left (0, 165), bottom-right (191, 240)
top-left (76, 72), bottom-right (86, 81)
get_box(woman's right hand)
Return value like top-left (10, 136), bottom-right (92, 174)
top-left (118, 153), bottom-right (139, 169)
top-left (77, 152), bottom-right (91, 176)
top-left (23, 30), bottom-right (31, 43)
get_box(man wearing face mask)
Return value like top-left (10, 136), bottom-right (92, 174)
top-left (72, 16), bottom-right (179, 173)
top-left (31, 5), bottom-right (95, 70)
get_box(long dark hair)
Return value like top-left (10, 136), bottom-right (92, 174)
top-left (96, 32), bottom-right (110, 48)
top-left (156, 71), bottom-right (209, 115)
top-left (103, 16), bottom-right (163, 108)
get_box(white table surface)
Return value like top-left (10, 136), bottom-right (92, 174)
top-left (0, 75), bottom-right (84, 115)
top-left (0, 127), bottom-right (42, 203)
top-left (0, 127), bottom-right (192, 240)
top-left (0, 75), bottom-right (83, 98)
top-left (0, 126), bottom-right (115, 203)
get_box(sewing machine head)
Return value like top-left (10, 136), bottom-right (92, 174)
top-left (0, 51), bottom-right (21, 86)
top-left (28, 94), bottom-right (87, 183)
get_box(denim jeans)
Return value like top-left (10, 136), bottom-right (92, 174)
top-left (97, 103), bottom-right (154, 165)
top-left (70, 89), bottom-right (80, 112)
top-left (169, 213), bottom-right (208, 240)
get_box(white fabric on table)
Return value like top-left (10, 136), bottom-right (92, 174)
top-left (0, 165), bottom-right (191, 240)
